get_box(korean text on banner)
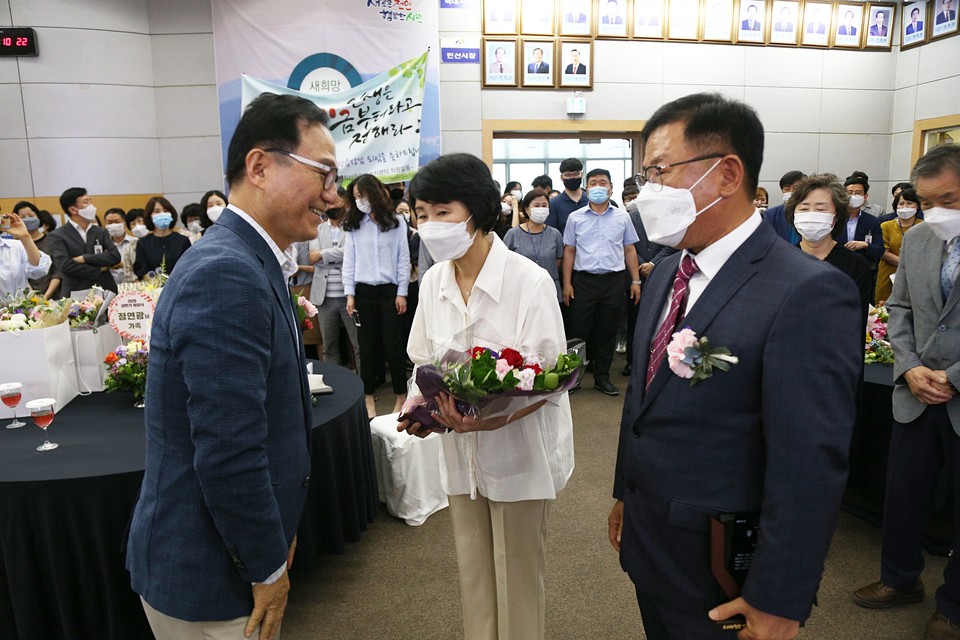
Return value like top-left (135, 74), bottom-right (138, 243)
top-left (242, 51), bottom-right (429, 183)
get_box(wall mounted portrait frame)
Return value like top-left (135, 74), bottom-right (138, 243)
top-left (483, 38), bottom-right (519, 87)
top-left (596, 0), bottom-right (629, 37)
top-left (735, 0), bottom-right (767, 44)
top-left (667, 0), bottom-right (700, 40)
top-left (901, 1), bottom-right (930, 49)
top-left (520, 38), bottom-right (556, 87)
top-left (864, 2), bottom-right (895, 49)
top-left (633, 0), bottom-right (666, 39)
top-left (521, 0), bottom-right (556, 35)
top-left (701, 0), bottom-right (735, 42)
top-left (484, 0), bottom-right (519, 34)
top-left (559, 0), bottom-right (593, 36)
top-left (833, 3), bottom-right (865, 48)
top-left (558, 39), bottom-right (593, 87)
top-left (801, 0), bottom-right (833, 47)
top-left (768, 1), bottom-right (800, 45)
top-left (931, 0), bottom-right (959, 40)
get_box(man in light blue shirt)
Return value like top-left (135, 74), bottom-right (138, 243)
top-left (0, 211), bottom-right (51, 299)
top-left (562, 168), bottom-right (641, 396)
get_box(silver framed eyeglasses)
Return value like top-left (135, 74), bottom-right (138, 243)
top-left (264, 148), bottom-right (342, 190)
top-left (634, 153), bottom-right (725, 192)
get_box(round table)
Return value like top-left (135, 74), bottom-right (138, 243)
top-left (0, 362), bottom-right (376, 640)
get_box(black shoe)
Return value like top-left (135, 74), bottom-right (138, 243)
top-left (621, 364), bottom-right (632, 376)
top-left (594, 378), bottom-right (619, 396)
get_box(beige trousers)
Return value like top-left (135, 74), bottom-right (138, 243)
top-left (448, 494), bottom-right (551, 640)
top-left (141, 597), bottom-right (281, 640)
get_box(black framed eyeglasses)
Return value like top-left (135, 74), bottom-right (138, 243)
top-left (264, 148), bottom-right (342, 190)
top-left (634, 153), bottom-right (726, 192)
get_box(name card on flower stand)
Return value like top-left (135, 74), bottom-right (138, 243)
top-left (108, 291), bottom-right (156, 343)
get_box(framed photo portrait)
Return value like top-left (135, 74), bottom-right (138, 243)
top-left (596, 0), bottom-right (629, 38)
top-left (769, 1), bottom-right (800, 45)
top-left (484, 0), bottom-right (518, 34)
top-left (736, 0), bottom-right (766, 43)
top-left (801, 1), bottom-right (832, 46)
top-left (833, 3), bottom-right (864, 48)
top-left (902, 1), bottom-right (929, 49)
top-left (520, 39), bottom-right (556, 87)
top-left (702, 0), bottom-right (735, 42)
top-left (864, 3), bottom-right (894, 49)
top-left (668, 0), bottom-right (700, 40)
top-left (521, 0), bottom-right (555, 35)
top-left (633, 0), bottom-right (665, 39)
top-left (932, 0), bottom-right (959, 39)
top-left (483, 39), bottom-right (518, 87)
top-left (559, 0), bottom-right (592, 36)
top-left (558, 40), bottom-right (593, 88)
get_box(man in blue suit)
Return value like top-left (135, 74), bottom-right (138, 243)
top-left (762, 169), bottom-right (806, 245)
top-left (126, 93), bottom-right (340, 640)
top-left (608, 93), bottom-right (862, 638)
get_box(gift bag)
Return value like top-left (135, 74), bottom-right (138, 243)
top-left (70, 325), bottom-right (123, 393)
top-left (0, 323), bottom-right (79, 417)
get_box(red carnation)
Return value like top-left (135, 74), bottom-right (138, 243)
top-left (525, 363), bottom-right (543, 375)
top-left (500, 348), bottom-right (523, 369)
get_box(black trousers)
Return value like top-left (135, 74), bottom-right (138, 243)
top-left (881, 404), bottom-right (960, 622)
top-left (568, 270), bottom-right (626, 380)
top-left (354, 283), bottom-right (407, 396)
top-left (636, 588), bottom-right (730, 639)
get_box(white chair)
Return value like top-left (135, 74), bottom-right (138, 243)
top-left (369, 412), bottom-right (448, 526)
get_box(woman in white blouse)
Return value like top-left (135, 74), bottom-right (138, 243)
top-left (400, 153), bottom-right (574, 640)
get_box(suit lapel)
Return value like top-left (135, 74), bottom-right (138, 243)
top-left (926, 232), bottom-right (947, 318)
top-left (636, 224), bottom-right (772, 422)
top-left (627, 252), bottom-right (679, 409)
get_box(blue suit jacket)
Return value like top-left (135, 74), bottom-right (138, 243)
top-left (837, 211), bottom-right (884, 265)
top-left (614, 222), bottom-right (861, 621)
top-left (762, 204), bottom-right (800, 246)
top-left (126, 210), bottom-right (312, 621)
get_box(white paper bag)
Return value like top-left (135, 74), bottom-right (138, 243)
top-left (0, 323), bottom-right (79, 417)
top-left (70, 325), bottom-right (123, 393)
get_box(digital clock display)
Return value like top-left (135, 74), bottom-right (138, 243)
top-left (0, 28), bottom-right (38, 57)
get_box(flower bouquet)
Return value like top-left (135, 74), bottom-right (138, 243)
top-left (399, 341), bottom-right (583, 429)
top-left (67, 290), bottom-right (109, 329)
top-left (0, 289), bottom-right (71, 332)
top-left (104, 340), bottom-right (149, 405)
top-left (865, 304), bottom-right (894, 365)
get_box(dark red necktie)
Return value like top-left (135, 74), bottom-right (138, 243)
top-left (646, 254), bottom-right (699, 389)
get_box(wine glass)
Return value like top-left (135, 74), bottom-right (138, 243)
top-left (0, 382), bottom-right (25, 429)
top-left (25, 398), bottom-right (58, 452)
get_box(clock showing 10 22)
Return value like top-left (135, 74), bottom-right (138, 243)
top-left (0, 28), bottom-right (38, 57)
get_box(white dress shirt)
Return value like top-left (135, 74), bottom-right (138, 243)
top-left (0, 237), bottom-right (52, 298)
top-left (408, 234), bottom-right (575, 502)
top-left (69, 218), bottom-right (89, 244)
top-left (657, 212), bottom-right (763, 329)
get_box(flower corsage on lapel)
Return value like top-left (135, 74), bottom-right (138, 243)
top-left (666, 328), bottom-right (739, 385)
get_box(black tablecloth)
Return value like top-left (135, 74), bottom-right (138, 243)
top-left (0, 362), bottom-right (376, 640)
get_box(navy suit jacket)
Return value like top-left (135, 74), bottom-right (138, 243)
top-left (126, 209), bottom-right (312, 621)
top-left (837, 211), bottom-right (884, 265)
top-left (614, 222), bottom-right (861, 621)
top-left (46, 223), bottom-right (121, 296)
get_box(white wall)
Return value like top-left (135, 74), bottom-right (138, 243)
top-left (2, 0), bottom-right (957, 214)
top-left (0, 0), bottom-right (220, 211)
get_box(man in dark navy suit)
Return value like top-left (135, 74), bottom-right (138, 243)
top-left (609, 93), bottom-right (861, 639)
top-left (126, 93), bottom-right (341, 640)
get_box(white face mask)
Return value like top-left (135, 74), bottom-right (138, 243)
top-left (188, 220), bottom-right (203, 233)
top-left (131, 224), bottom-right (148, 238)
top-left (77, 204), bottom-right (97, 221)
top-left (206, 205), bottom-right (224, 223)
top-left (528, 207), bottom-right (549, 224)
top-left (848, 194), bottom-right (866, 209)
top-left (356, 198), bottom-right (372, 214)
top-left (635, 159), bottom-right (723, 247)
top-left (794, 212), bottom-right (835, 242)
top-left (106, 223), bottom-right (126, 238)
top-left (783, 191), bottom-right (793, 203)
top-left (510, 189), bottom-right (522, 199)
top-left (418, 219), bottom-right (477, 262)
top-left (501, 202), bottom-right (513, 214)
top-left (896, 207), bottom-right (917, 220)
top-left (923, 207), bottom-right (960, 242)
